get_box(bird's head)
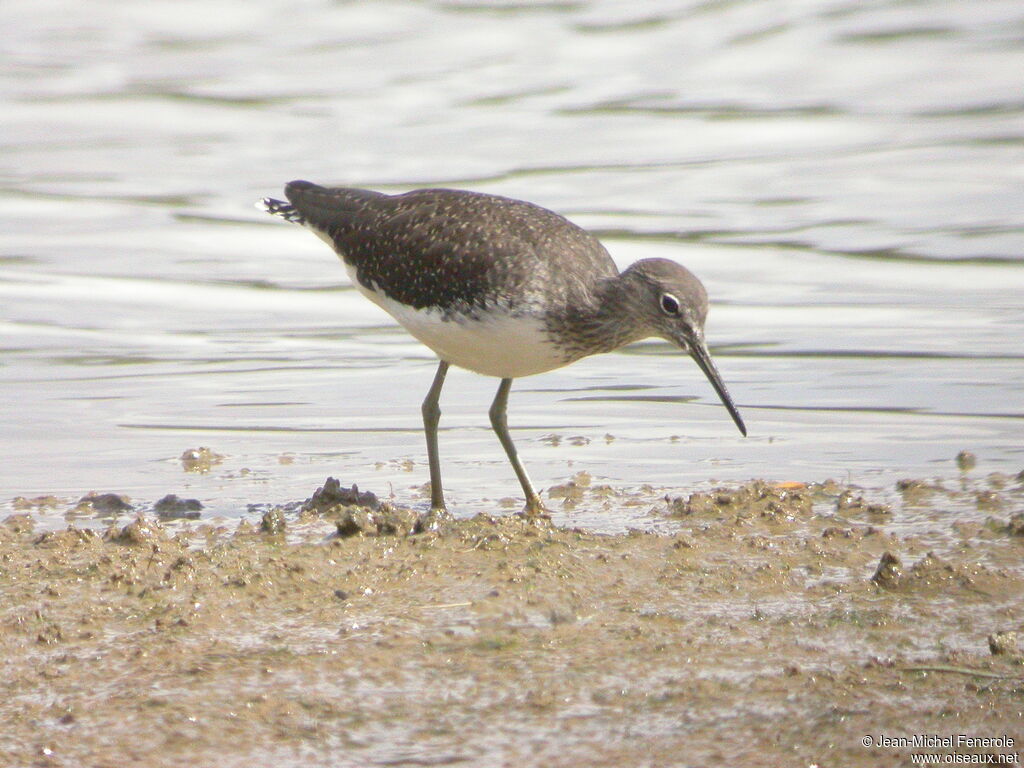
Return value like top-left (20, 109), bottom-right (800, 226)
top-left (623, 258), bottom-right (746, 436)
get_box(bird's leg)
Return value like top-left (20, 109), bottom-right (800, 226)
top-left (489, 378), bottom-right (546, 517)
top-left (421, 360), bottom-right (450, 513)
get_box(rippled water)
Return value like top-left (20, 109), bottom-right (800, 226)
top-left (2, 0), bottom-right (1022, 530)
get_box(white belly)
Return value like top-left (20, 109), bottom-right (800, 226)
top-left (343, 264), bottom-right (566, 378)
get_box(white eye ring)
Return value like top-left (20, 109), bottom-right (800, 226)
top-left (660, 293), bottom-right (680, 315)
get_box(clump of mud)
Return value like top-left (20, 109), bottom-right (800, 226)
top-left (73, 491), bottom-right (132, 514)
top-left (334, 502), bottom-right (422, 537)
top-left (297, 476), bottom-right (437, 537)
top-left (1005, 512), bottom-right (1024, 536)
top-left (302, 476), bottom-right (380, 513)
top-left (988, 630), bottom-right (1021, 657)
top-left (259, 506), bottom-right (286, 534)
top-left (180, 446), bottom-right (224, 473)
top-left (11, 495), bottom-right (61, 511)
top-left (871, 551), bottom-right (903, 588)
top-left (102, 515), bottom-right (173, 547)
top-left (665, 479), bottom-right (814, 522)
top-left (154, 494), bottom-right (203, 520)
top-left (836, 489), bottom-right (892, 517)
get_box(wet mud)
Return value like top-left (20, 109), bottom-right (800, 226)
top-left (2, 476), bottom-right (1022, 767)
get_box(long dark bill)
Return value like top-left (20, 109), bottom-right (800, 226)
top-left (689, 339), bottom-right (747, 437)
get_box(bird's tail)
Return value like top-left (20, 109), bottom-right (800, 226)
top-left (257, 197), bottom-right (306, 225)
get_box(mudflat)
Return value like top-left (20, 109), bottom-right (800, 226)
top-left (2, 478), bottom-right (1022, 767)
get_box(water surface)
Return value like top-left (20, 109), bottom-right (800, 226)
top-left (2, 0), bottom-right (1022, 530)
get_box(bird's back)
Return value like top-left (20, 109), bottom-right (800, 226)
top-left (281, 180), bottom-right (618, 316)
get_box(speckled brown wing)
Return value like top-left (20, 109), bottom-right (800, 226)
top-left (283, 181), bottom-right (618, 314)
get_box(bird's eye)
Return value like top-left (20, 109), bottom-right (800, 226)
top-left (660, 293), bottom-right (680, 316)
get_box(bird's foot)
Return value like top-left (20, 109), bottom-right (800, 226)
top-left (517, 495), bottom-right (551, 522)
top-left (417, 505), bottom-right (454, 533)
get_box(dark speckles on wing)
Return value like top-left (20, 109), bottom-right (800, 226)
top-left (283, 181), bottom-right (618, 317)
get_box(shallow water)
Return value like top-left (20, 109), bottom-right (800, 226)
top-left (2, 0), bottom-right (1022, 530)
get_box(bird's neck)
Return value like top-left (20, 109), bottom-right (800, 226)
top-left (546, 272), bottom-right (647, 359)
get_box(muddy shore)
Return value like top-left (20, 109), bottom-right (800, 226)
top-left (2, 477), bottom-right (1022, 767)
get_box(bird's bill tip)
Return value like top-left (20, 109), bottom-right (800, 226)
top-left (733, 411), bottom-right (748, 437)
top-left (688, 339), bottom-right (747, 437)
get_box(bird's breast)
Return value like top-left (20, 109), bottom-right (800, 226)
top-left (342, 262), bottom-right (569, 378)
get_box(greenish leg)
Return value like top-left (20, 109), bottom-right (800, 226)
top-left (421, 360), bottom-right (450, 512)
top-left (489, 378), bottom-right (545, 515)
